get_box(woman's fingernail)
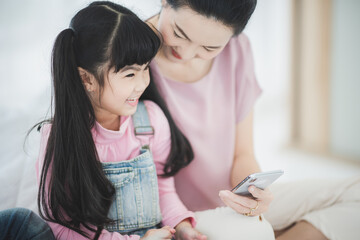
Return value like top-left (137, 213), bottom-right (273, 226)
top-left (249, 187), bottom-right (254, 192)
top-left (219, 190), bottom-right (227, 197)
top-left (220, 190), bottom-right (229, 197)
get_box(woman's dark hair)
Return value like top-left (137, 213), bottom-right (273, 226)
top-left (36, 1), bottom-right (193, 239)
top-left (165, 0), bottom-right (257, 35)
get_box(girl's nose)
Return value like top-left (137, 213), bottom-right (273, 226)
top-left (135, 72), bottom-right (150, 92)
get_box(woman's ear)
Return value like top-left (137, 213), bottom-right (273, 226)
top-left (161, 0), bottom-right (167, 8)
top-left (78, 67), bottom-right (96, 92)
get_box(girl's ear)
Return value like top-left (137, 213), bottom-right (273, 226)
top-left (78, 67), bottom-right (96, 92)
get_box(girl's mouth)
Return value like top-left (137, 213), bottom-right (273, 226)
top-left (126, 98), bottom-right (139, 106)
top-left (171, 48), bottom-right (182, 59)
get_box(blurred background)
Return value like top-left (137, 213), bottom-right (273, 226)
top-left (0, 0), bottom-right (359, 212)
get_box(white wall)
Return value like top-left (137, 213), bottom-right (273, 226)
top-left (330, 0), bottom-right (360, 159)
top-left (245, 0), bottom-right (292, 154)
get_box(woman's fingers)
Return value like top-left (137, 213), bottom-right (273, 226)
top-left (219, 190), bottom-right (257, 208)
top-left (248, 186), bottom-right (273, 202)
top-left (219, 190), bottom-right (250, 214)
top-left (219, 189), bottom-right (273, 216)
top-left (249, 187), bottom-right (273, 213)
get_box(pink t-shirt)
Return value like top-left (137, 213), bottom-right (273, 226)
top-left (36, 101), bottom-right (195, 240)
top-left (150, 34), bottom-right (262, 211)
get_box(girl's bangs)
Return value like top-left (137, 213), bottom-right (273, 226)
top-left (110, 15), bottom-right (161, 72)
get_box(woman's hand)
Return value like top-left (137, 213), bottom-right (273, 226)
top-left (175, 220), bottom-right (207, 240)
top-left (141, 226), bottom-right (176, 240)
top-left (219, 186), bottom-right (273, 216)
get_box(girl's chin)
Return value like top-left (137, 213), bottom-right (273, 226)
top-left (123, 105), bottom-right (138, 115)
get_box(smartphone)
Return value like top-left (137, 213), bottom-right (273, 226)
top-left (231, 170), bottom-right (284, 198)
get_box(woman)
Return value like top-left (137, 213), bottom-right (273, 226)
top-left (147, 0), bottom-right (360, 239)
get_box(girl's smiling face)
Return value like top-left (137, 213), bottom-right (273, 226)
top-left (83, 63), bottom-right (150, 127)
top-left (156, 5), bottom-right (234, 63)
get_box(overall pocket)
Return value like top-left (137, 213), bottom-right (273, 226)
top-left (103, 163), bottom-right (161, 232)
top-left (134, 164), bottom-right (162, 227)
top-left (103, 167), bottom-right (135, 228)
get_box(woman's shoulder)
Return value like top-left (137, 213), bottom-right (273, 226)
top-left (216, 33), bottom-right (256, 76)
top-left (221, 33), bottom-right (253, 61)
top-left (228, 33), bottom-right (252, 49)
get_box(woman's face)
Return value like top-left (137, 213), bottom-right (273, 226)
top-left (157, 4), bottom-right (234, 63)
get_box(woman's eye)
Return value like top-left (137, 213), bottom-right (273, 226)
top-left (173, 30), bottom-right (183, 39)
top-left (203, 47), bottom-right (214, 52)
top-left (125, 73), bottom-right (135, 78)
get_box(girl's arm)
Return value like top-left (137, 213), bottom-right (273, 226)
top-left (156, 173), bottom-right (196, 228)
top-left (146, 101), bottom-right (205, 239)
top-left (145, 101), bottom-right (196, 228)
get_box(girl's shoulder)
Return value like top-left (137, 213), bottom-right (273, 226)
top-left (141, 100), bottom-right (168, 129)
top-left (139, 100), bottom-right (171, 146)
top-left (38, 122), bottom-right (52, 140)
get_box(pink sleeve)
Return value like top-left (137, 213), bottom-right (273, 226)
top-left (234, 34), bottom-right (262, 123)
top-left (36, 125), bottom-right (140, 240)
top-left (145, 101), bottom-right (196, 228)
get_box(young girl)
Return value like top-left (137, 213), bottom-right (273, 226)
top-left (35, 2), bottom-right (207, 239)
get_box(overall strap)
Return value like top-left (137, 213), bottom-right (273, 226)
top-left (132, 101), bottom-right (154, 149)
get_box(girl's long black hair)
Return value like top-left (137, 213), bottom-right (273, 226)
top-left (36, 1), bottom-right (193, 239)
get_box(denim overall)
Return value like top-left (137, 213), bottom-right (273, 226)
top-left (102, 101), bottom-right (162, 237)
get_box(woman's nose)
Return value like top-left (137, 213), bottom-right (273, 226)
top-left (178, 43), bottom-right (199, 60)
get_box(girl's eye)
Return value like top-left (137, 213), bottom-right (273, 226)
top-left (125, 73), bottom-right (135, 78)
top-left (173, 30), bottom-right (183, 39)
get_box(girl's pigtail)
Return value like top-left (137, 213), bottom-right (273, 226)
top-left (39, 28), bottom-right (114, 238)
